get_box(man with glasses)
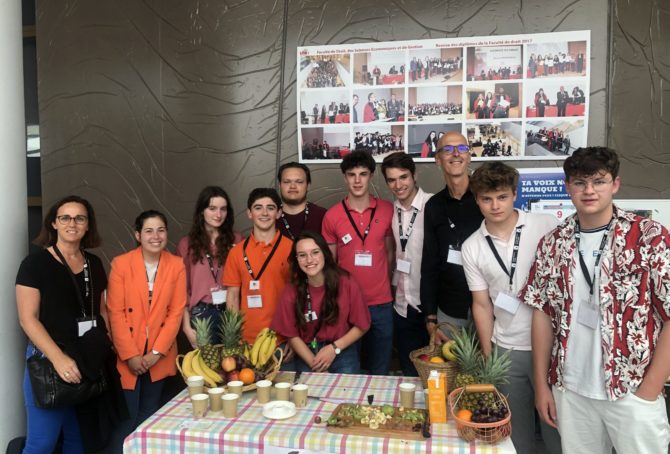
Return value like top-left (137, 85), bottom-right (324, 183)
top-left (421, 132), bottom-right (483, 343)
top-left (521, 147), bottom-right (670, 453)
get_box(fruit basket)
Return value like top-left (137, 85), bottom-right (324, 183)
top-left (409, 321), bottom-right (460, 393)
top-left (448, 384), bottom-right (512, 444)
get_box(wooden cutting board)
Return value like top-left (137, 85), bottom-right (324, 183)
top-left (325, 403), bottom-right (428, 441)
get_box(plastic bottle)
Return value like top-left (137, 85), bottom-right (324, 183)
top-left (427, 369), bottom-right (448, 423)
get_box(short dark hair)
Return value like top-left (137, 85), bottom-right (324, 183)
top-left (470, 161), bottom-right (519, 196)
top-left (563, 147), bottom-right (620, 181)
top-left (381, 152), bottom-right (415, 180)
top-left (340, 151), bottom-right (376, 174)
top-left (367, 92), bottom-right (374, 101)
top-left (247, 187), bottom-right (282, 209)
top-left (134, 210), bottom-right (168, 233)
top-left (277, 162), bottom-right (311, 184)
top-left (34, 195), bottom-right (102, 248)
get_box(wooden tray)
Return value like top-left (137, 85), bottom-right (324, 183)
top-left (325, 403), bottom-right (429, 441)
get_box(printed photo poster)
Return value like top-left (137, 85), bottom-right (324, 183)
top-left (515, 168), bottom-right (571, 218)
top-left (296, 30), bottom-right (590, 163)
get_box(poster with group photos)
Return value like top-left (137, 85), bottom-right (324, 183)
top-left (297, 30), bottom-right (590, 163)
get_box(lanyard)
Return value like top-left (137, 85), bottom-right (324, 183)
top-left (205, 253), bottom-right (221, 283)
top-left (242, 232), bottom-right (283, 280)
top-left (485, 226), bottom-right (523, 288)
top-left (53, 245), bottom-right (92, 318)
top-left (304, 289), bottom-right (323, 350)
top-left (280, 204), bottom-right (309, 240)
top-left (575, 221), bottom-right (612, 297)
top-left (397, 206), bottom-right (419, 252)
top-left (145, 258), bottom-right (160, 304)
top-left (342, 200), bottom-right (376, 245)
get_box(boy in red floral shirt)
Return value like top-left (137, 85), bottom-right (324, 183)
top-left (521, 147), bottom-right (670, 453)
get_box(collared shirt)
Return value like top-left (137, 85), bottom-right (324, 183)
top-left (392, 188), bottom-right (433, 317)
top-left (420, 186), bottom-right (483, 319)
top-left (223, 230), bottom-right (293, 345)
top-left (462, 210), bottom-right (558, 349)
top-left (321, 195), bottom-right (393, 306)
top-left (520, 207), bottom-right (670, 400)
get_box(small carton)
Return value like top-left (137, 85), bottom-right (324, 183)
top-left (427, 370), bottom-right (448, 423)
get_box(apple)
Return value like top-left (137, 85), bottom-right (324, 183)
top-left (419, 354), bottom-right (431, 362)
top-left (228, 370), bottom-right (240, 382)
top-left (221, 356), bottom-right (237, 373)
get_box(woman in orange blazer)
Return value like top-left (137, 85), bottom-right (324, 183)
top-left (107, 210), bottom-right (186, 452)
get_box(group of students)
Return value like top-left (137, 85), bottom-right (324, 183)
top-left (16, 132), bottom-right (670, 454)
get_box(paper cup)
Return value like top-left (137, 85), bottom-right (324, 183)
top-left (292, 384), bottom-right (308, 408)
top-left (208, 387), bottom-right (225, 412)
top-left (399, 382), bottom-right (416, 408)
top-left (275, 382), bottom-right (291, 401)
top-left (256, 380), bottom-right (272, 404)
top-left (191, 393), bottom-right (209, 418)
top-left (222, 393), bottom-right (239, 418)
top-left (227, 380), bottom-right (244, 396)
top-left (187, 376), bottom-right (205, 396)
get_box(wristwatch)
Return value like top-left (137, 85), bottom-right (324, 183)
top-left (331, 342), bottom-right (341, 355)
top-left (151, 349), bottom-right (161, 356)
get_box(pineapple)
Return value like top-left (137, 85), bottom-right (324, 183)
top-left (219, 310), bottom-right (244, 358)
top-left (451, 326), bottom-right (483, 411)
top-left (478, 346), bottom-right (512, 408)
top-left (193, 316), bottom-right (221, 370)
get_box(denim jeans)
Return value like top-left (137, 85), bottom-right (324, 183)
top-left (295, 340), bottom-right (361, 374)
top-left (362, 302), bottom-right (393, 375)
top-left (393, 305), bottom-right (429, 376)
top-left (23, 346), bottom-right (84, 454)
top-left (190, 302), bottom-right (225, 344)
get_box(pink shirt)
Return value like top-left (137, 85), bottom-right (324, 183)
top-left (321, 196), bottom-right (393, 306)
top-left (176, 233), bottom-right (242, 309)
top-left (271, 274), bottom-right (371, 343)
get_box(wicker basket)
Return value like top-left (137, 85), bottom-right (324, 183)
top-left (448, 384), bottom-right (512, 444)
top-left (176, 347), bottom-right (283, 392)
top-left (409, 321), bottom-right (460, 393)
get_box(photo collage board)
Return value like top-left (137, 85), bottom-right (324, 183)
top-left (296, 30), bottom-right (590, 163)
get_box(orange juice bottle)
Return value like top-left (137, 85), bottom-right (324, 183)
top-left (427, 370), bottom-right (448, 423)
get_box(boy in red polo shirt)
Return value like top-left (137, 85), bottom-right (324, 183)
top-left (224, 188), bottom-right (293, 346)
top-left (322, 151), bottom-right (394, 375)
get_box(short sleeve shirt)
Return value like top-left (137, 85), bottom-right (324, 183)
top-left (276, 202), bottom-right (327, 241)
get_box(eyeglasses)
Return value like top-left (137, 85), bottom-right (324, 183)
top-left (569, 178), bottom-right (613, 192)
top-left (296, 249), bottom-right (322, 262)
top-left (56, 215), bottom-right (88, 225)
top-left (439, 144), bottom-right (471, 155)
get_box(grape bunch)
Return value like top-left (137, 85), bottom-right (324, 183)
top-left (470, 399), bottom-right (509, 424)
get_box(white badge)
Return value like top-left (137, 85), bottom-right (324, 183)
top-left (78, 319), bottom-right (97, 337)
top-left (493, 292), bottom-right (521, 315)
top-left (247, 294), bottom-right (263, 309)
top-left (354, 251), bottom-right (373, 267)
top-left (304, 310), bottom-right (318, 322)
top-left (447, 246), bottom-right (463, 266)
top-left (342, 233), bottom-right (353, 245)
top-left (577, 301), bottom-right (599, 329)
top-left (249, 280), bottom-right (261, 291)
top-left (396, 258), bottom-right (411, 274)
top-left (211, 288), bottom-right (227, 305)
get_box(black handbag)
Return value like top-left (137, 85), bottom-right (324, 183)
top-left (26, 246), bottom-right (108, 409)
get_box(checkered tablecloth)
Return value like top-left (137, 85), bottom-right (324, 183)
top-left (124, 373), bottom-right (516, 453)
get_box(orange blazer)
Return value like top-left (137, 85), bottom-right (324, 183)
top-left (107, 247), bottom-right (186, 390)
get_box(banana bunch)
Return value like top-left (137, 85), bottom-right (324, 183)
top-left (181, 349), bottom-right (223, 388)
top-left (249, 328), bottom-right (277, 368)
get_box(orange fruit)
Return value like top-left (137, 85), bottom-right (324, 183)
top-left (456, 409), bottom-right (473, 421)
top-left (429, 356), bottom-right (445, 363)
top-left (239, 368), bottom-right (255, 385)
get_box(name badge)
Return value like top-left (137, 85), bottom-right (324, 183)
top-left (396, 258), bottom-right (411, 274)
top-left (78, 319), bottom-right (97, 337)
top-left (447, 246), bottom-right (463, 266)
top-left (354, 251), bottom-right (373, 267)
top-left (577, 301), bottom-right (599, 329)
top-left (211, 288), bottom-right (227, 305)
top-left (249, 280), bottom-right (261, 291)
top-left (304, 311), bottom-right (318, 322)
top-left (247, 294), bottom-right (263, 309)
top-left (342, 233), bottom-right (353, 245)
top-left (493, 292), bottom-right (521, 315)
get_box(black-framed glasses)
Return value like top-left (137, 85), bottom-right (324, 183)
top-left (439, 144), bottom-right (471, 154)
top-left (56, 215), bottom-right (88, 225)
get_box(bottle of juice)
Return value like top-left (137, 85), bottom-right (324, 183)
top-left (427, 370), bottom-right (448, 423)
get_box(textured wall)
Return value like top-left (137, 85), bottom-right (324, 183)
top-left (37, 0), bottom-right (612, 263)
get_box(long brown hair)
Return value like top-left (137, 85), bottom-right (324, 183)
top-left (290, 231), bottom-right (343, 332)
top-left (187, 186), bottom-right (236, 264)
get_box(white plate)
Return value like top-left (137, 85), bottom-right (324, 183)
top-left (263, 401), bottom-right (297, 420)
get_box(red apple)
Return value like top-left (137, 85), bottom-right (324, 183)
top-left (419, 354), bottom-right (431, 362)
top-left (228, 370), bottom-right (240, 382)
top-left (221, 356), bottom-right (236, 373)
